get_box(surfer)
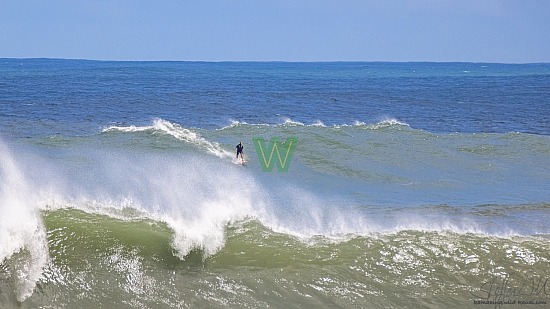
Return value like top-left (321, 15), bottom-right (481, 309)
top-left (236, 142), bottom-right (244, 161)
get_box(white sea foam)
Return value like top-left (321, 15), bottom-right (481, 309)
top-left (217, 117), bottom-right (409, 129)
top-left (145, 159), bottom-right (268, 259)
top-left (104, 118), bottom-right (233, 158)
top-left (347, 117), bottom-right (410, 129)
top-left (218, 119), bottom-right (252, 130)
top-left (102, 124), bottom-right (153, 133)
top-left (0, 142), bottom-right (49, 302)
top-left (28, 151), bottom-right (268, 260)
top-left (312, 120), bottom-right (326, 127)
top-left (152, 118), bottom-right (232, 158)
top-left (282, 118), bottom-right (305, 126)
top-left (375, 117), bottom-right (410, 127)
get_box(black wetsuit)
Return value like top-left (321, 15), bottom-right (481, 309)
top-left (236, 143), bottom-right (243, 158)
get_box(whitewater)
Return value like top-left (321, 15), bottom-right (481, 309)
top-left (1, 59), bottom-right (549, 308)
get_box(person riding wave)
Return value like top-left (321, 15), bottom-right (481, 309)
top-left (236, 142), bottom-right (244, 162)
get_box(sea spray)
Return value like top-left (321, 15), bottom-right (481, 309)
top-left (0, 142), bottom-right (49, 302)
top-left (28, 145), bottom-right (271, 259)
top-left (142, 157), bottom-right (267, 259)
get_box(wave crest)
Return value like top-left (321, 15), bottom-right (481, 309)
top-left (218, 117), bottom-right (409, 130)
top-left (0, 142), bottom-right (49, 302)
top-left (103, 118), bottom-right (232, 158)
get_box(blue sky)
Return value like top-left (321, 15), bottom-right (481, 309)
top-left (1, 0), bottom-right (549, 62)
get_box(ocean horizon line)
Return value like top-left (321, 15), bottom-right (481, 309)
top-left (2, 57), bottom-right (549, 65)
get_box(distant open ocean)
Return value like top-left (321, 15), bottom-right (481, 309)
top-left (1, 59), bottom-right (549, 308)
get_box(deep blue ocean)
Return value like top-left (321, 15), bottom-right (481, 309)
top-left (1, 59), bottom-right (549, 308)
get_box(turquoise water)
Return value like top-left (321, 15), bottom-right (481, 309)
top-left (1, 59), bottom-right (549, 308)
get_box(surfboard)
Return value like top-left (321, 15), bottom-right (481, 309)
top-left (232, 158), bottom-right (249, 165)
